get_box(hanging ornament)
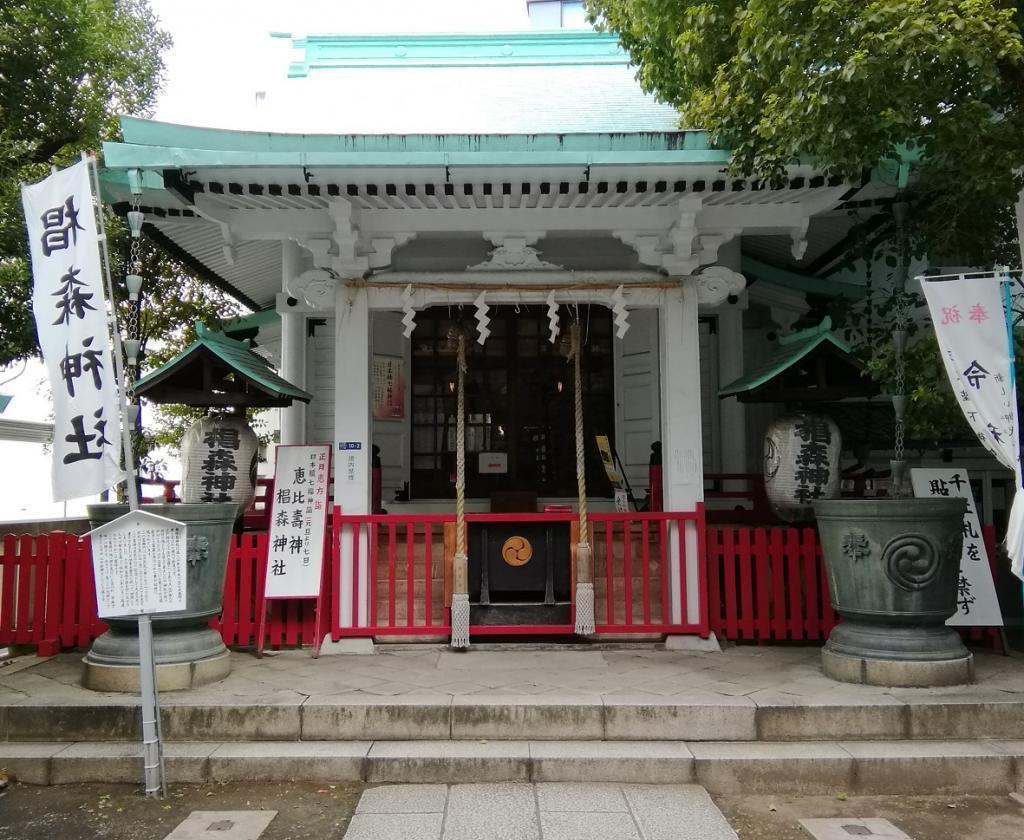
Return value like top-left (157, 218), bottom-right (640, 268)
top-left (611, 284), bottom-right (630, 339)
top-left (474, 290), bottom-right (490, 345)
top-left (546, 290), bottom-right (560, 344)
top-left (401, 284), bottom-right (417, 338)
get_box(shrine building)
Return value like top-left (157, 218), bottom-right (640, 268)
top-left (98, 28), bottom-right (901, 641)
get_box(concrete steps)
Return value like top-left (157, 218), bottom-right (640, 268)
top-left (2, 738), bottom-right (1022, 793)
top-left (5, 695), bottom-right (1024, 743)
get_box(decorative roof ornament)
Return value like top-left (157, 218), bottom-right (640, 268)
top-left (695, 265), bottom-right (746, 307)
top-left (469, 234), bottom-right (562, 271)
top-left (287, 267), bottom-right (339, 310)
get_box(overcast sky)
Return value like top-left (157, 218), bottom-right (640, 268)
top-left (148, 0), bottom-right (538, 127)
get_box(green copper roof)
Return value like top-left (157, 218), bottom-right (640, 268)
top-left (133, 324), bottom-right (310, 408)
top-left (104, 118), bottom-right (723, 170)
top-left (0, 394), bottom-right (11, 414)
top-left (718, 317), bottom-right (857, 399)
top-left (287, 31), bottom-right (630, 74)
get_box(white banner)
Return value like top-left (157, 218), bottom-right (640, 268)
top-left (265, 444), bottom-right (331, 598)
top-left (910, 468), bottom-right (1003, 627)
top-left (921, 275), bottom-right (1024, 580)
top-left (21, 160), bottom-right (123, 501)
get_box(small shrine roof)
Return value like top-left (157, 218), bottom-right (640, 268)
top-left (718, 317), bottom-right (878, 403)
top-left (133, 324), bottom-right (311, 408)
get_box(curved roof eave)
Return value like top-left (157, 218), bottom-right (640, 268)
top-left (105, 117), bottom-right (729, 170)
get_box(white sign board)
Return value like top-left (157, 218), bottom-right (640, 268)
top-left (478, 452), bottom-right (508, 474)
top-left (911, 468), bottom-right (1004, 627)
top-left (21, 159), bottom-right (123, 501)
top-left (265, 444), bottom-right (331, 598)
top-left (88, 510), bottom-right (186, 617)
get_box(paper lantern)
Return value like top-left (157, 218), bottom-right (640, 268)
top-left (180, 415), bottom-right (258, 512)
top-left (763, 413), bottom-right (841, 522)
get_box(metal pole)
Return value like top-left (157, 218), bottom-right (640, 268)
top-left (137, 613), bottom-right (164, 796)
top-left (84, 154), bottom-right (164, 795)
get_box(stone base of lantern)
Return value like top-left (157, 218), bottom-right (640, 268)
top-left (82, 649), bottom-right (231, 692)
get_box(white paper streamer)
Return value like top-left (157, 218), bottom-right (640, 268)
top-left (546, 289), bottom-right (560, 344)
top-left (611, 284), bottom-right (630, 338)
top-left (474, 290), bottom-right (490, 345)
top-left (401, 283), bottom-right (417, 338)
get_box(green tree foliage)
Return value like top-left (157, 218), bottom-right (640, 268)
top-left (587, 0), bottom-right (1024, 263)
top-left (0, 0), bottom-right (171, 362)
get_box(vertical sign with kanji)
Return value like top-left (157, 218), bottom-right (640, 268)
top-left (372, 355), bottom-right (405, 419)
top-left (21, 160), bottom-right (123, 500)
top-left (265, 444), bottom-right (331, 598)
top-left (910, 468), bottom-right (1003, 627)
top-left (921, 275), bottom-right (1024, 580)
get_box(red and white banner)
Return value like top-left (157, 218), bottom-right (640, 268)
top-left (921, 274), bottom-right (1023, 580)
top-left (21, 160), bottom-right (123, 500)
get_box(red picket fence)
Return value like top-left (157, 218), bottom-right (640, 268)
top-left (706, 526), bottom-right (836, 641)
top-left (0, 518), bottom-right (1006, 653)
top-left (706, 524), bottom-right (1004, 650)
top-left (0, 532), bottom-right (106, 655)
top-left (330, 508), bottom-right (707, 638)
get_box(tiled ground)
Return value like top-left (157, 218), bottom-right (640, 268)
top-left (2, 644), bottom-right (1023, 706)
top-left (344, 783), bottom-right (738, 840)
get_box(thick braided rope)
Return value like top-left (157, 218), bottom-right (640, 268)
top-left (455, 333), bottom-right (467, 558)
top-left (573, 323), bottom-right (588, 542)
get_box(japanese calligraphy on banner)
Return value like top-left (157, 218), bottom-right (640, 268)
top-left (920, 275), bottom-right (1024, 580)
top-left (910, 469), bottom-right (1003, 627)
top-left (21, 160), bottom-right (123, 501)
top-left (265, 444), bottom-right (331, 598)
top-left (372, 355), bottom-right (405, 419)
top-left (88, 510), bottom-right (187, 618)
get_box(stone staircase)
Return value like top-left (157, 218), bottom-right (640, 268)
top-left (2, 691), bottom-right (1023, 792)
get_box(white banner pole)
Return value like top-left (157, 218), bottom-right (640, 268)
top-left (84, 154), bottom-right (164, 796)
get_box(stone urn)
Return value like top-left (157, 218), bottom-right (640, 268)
top-left (82, 502), bottom-right (237, 691)
top-left (813, 497), bottom-right (971, 687)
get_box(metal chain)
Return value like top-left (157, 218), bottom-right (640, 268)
top-left (125, 195), bottom-right (142, 404)
top-left (893, 291), bottom-right (907, 465)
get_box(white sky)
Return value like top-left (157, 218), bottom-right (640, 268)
top-left (149, 0), bottom-right (537, 128)
top-left (1, 0), bottom-right (537, 521)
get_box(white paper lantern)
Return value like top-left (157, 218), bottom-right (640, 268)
top-left (180, 415), bottom-right (258, 512)
top-left (763, 413), bottom-right (841, 522)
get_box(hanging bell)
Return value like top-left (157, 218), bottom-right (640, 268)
top-left (123, 339), bottom-right (140, 367)
top-left (126, 403), bottom-right (140, 425)
top-left (125, 274), bottom-right (143, 302)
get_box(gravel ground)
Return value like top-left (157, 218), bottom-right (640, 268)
top-left (1, 782), bottom-right (1023, 839)
top-left (0, 781), bottom-right (364, 840)
top-left (715, 792), bottom-right (1024, 840)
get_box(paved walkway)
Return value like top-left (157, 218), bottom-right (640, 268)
top-left (344, 783), bottom-right (738, 840)
top-left (3, 645), bottom-right (1024, 707)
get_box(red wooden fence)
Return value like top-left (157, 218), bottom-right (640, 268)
top-left (330, 509), bottom-right (707, 638)
top-left (706, 526), bottom-right (837, 641)
top-left (0, 520), bottom-right (1006, 653)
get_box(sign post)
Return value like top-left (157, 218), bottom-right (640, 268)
top-left (258, 444), bottom-right (332, 656)
top-left (88, 510), bottom-right (187, 797)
